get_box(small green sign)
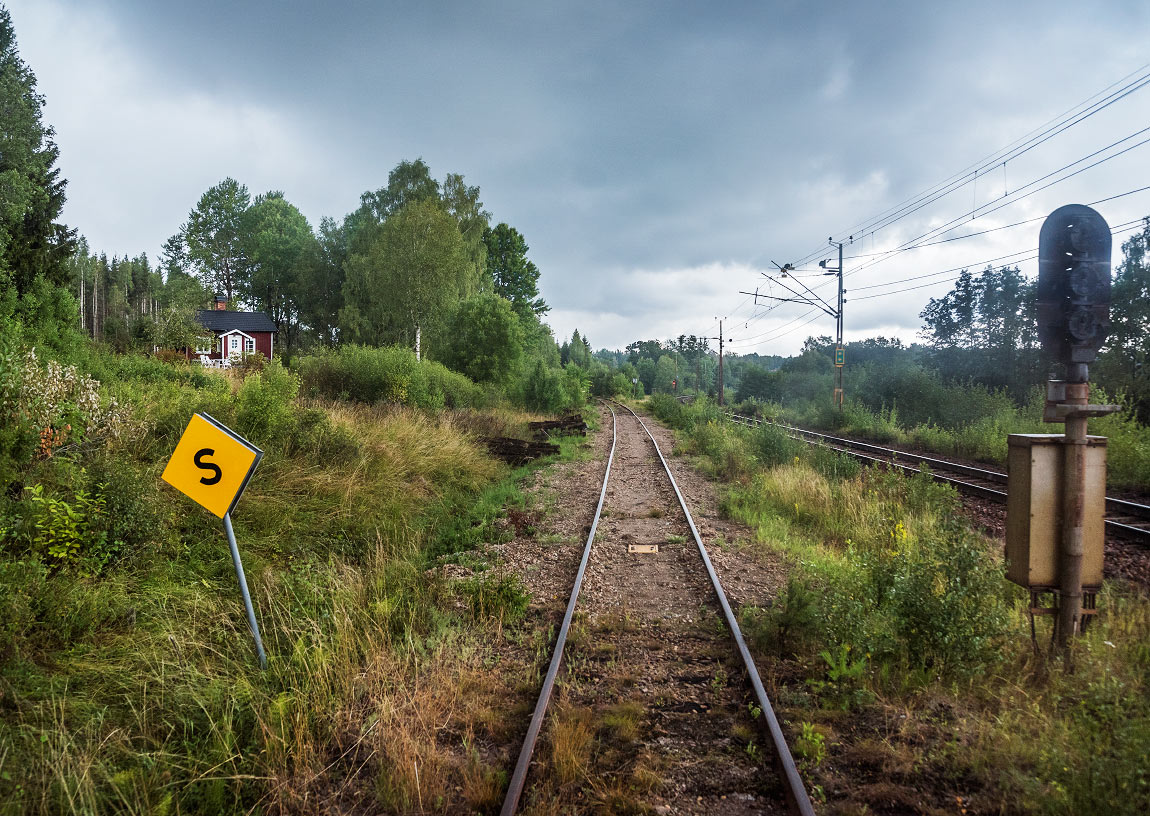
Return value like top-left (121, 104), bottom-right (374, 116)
top-left (834, 346), bottom-right (845, 367)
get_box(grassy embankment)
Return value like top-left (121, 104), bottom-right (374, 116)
top-left (0, 343), bottom-right (582, 814)
top-left (736, 384), bottom-right (1150, 490)
top-left (649, 394), bottom-right (1149, 815)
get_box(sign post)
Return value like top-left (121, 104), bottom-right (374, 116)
top-left (162, 413), bottom-right (267, 668)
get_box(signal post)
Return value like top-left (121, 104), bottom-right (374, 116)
top-left (1007, 204), bottom-right (1118, 653)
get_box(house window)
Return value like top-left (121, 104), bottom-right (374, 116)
top-left (244, 337), bottom-right (255, 353)
top-left (195, 336), bottom-right (214, 354)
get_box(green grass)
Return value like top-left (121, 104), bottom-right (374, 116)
top-left (666, 401), bottom-right (1150, 815)
top-left (740, 384), bottom-right (1150, 489)
top-left (0, 349), bottom-right (598, 814)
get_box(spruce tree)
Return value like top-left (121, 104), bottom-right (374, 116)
top-left (0, 4), bottom-right (76, 307)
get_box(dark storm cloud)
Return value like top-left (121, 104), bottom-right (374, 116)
top-left (10, 0), bottom-right (1150, 352)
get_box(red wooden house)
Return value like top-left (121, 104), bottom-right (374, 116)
top-left (188, 295), bottom-right (277, 367)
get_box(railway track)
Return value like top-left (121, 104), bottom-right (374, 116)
top-left (500, 401), bottom-right (814, 815)
top-left (726, 411), bottom-right (1150, 545)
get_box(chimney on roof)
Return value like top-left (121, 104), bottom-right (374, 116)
top-left (213, 294), bottom-right (228, 311)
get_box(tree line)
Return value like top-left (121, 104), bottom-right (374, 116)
top-left (593, 236), bottom-right (1150, 424)
top-left (0, 0), bottom-right (579, 402)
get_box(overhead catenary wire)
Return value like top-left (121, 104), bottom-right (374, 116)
top-left (757, 147), bottom-right (1150, 313)
top-left (731, 218), bottom-right (1146, 351)
top-left (706, 63), bottom-right (1150, 357)
top-left (842, 126), bottom-right (1150, 278)
top-left (785, 62), bottom-right (1150, 269)
top-left (746, 135), bottom-right (1150, 329)
top-left (848, 219), bottom-right (1146, 302)
top-left (841, 186), bottom-right (1150, 260)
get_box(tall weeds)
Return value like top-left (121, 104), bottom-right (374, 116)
top-left (664, 399), bottom-right (1150, 815)
top-left (0, 350), bottom-right (523, 814)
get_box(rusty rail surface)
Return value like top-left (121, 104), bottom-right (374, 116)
top-left (499, 402), bottom-right (815, 816)
top-left (726, 411), bottom-right (1150, 544)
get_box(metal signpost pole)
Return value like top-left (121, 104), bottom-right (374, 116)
top-left (162, 412), bottom-right (267, 669)
top-left (224, 512), bottom-right (267, 669)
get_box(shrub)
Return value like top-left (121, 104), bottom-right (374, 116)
top-left (647, 393), bottom-right (685, 428)
top-left (84, 454), bottom-right (165, 566)
top-left (459, 573), bottom-right (530, 622)
top-left (880, 525), bottom-right (1010, 675)
top-left (741, 577), bottom-right (821, 657)
top-left (237, 360), bottom-right (300, 445)
top-left (231, 350), bottom-right (269, 375)
top-left (22, 482), bottom-right (107, 566)
top-left (687, 420), bottom-right (754, 480)
top-left (561, 365), bottom-right (589, 410)
top-left (439, 294), bottom-right (523, 384)
top-left (296, 345), bottom-right (487, 412)
top-left (754, 422), bottom-right (803, 467)
top-left (283, 407), bottom-right (360, 462)
top-left (521, 360), bottom-right (564, 413)
top-left (297, 345), bottom-right (416, 404)
top-left (421, 360), bottom-right (487, 411)
top-left (806, 443), bottom-right (861, 481)
top-left (153, 349), bottom-right (187, 366)
top-left (0, 344), bottom-right (138, 483)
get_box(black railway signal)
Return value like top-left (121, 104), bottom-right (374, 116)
top-left (1037, 204), bottom-right (1111, 380)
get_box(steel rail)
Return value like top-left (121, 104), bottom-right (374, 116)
top-left (499, 404), bottom-right (619, 816)
top-left (729, 411), bottom-right (1008, 484)
top-left (727, 411), bottom-right (1150, 543)
top-left (617, 402), bottom-right (817, 816)
top-left (1106, 495), bottom-right (1150, 520)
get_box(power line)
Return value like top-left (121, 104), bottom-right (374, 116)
top-left (719, 63), bottom-right (1150, 354)
top-left (848, 249), bottom-right (1035, 292)
top-left (840, 185), bottom-right (1150, 260)
top-left (848, 219), bottom-right (1145, 302)
top-left (843, 125), bottom-right (1150, 278)
top-left (772, 132), bottom-right (1150, 311)
top-left (786, 63), bottom-right (1150, 269)
top-left (725, 309), bottom-right (825, 350)
top-left (730, 219), bottom-right (1146, 351)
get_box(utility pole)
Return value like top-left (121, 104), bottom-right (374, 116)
top-left (718, 319), bottom-right (724, 406)
top-left (741, 239), bottom-right (847, 408)
top-left (706, 319), bottom-right (725, 406)
top-left (826, 240), bottom-right (846, 409)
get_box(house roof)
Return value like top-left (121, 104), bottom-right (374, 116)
top-left (195, 310), bottom-right (278, 333)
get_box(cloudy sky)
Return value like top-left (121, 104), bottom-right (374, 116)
top-left (8, 0), bottom-right (1150, 356)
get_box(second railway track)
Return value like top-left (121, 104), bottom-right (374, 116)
top-left (726, 411), bottom-right (1150, 546)
top-left (501, 401), bottom-right (813, 815)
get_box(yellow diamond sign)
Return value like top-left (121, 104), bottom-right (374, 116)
top-left (162, 413), bottom-right (263, 518)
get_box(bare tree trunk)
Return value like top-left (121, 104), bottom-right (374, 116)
top-left (415, 324), bottom-right (421, 361)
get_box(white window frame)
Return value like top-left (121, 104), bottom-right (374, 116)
top-left (195, 336), bottom-right (214, 355)
top-left (244, 336), bottom-right (255, 353)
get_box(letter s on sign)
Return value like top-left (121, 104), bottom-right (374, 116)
top-left (194, 448), bottom-right (223, 485)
